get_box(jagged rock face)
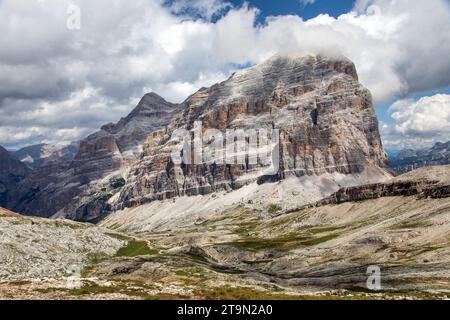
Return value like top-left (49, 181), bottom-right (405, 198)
top-left (8, 94), bottom-right (181, 219)
top-left (117, 54), bottom-right (388, 209)
top-left (0, 146), bottom-right (30, 208)
top-left (307, 165), bottom-right (450, 208)
top-left (6, 54), bottom-right (388, 221)
top-left (390, 141), bottom-right (450, 174)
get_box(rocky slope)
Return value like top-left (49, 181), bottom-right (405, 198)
top-left (0, 146), bottom-right (30, 208)
top-left (310, 165), bottom-right (450, 208)
top-left (0, 167), bottom-right (450, 299)
top-left (390, 141), bottom-right (450, 174)
top-left (115, 54), bottom-right (388, 215)
top-left (8, 93), bottom-right (182, 219)
top-left (99, 166), bottom-right (449, 299)
top-left (0, 213), bottom-right (125, 284)
top-left (1, 166), bottom-right (447, 300)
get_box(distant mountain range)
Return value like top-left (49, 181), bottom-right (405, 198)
top-left (12, 142), bottom-right (80, 170)
top-left (389, 141), bottom-right (450, 174)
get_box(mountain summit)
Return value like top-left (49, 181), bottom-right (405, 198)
top-left (6, 54), bottom-right (389, 221)
top-left (116, 54), bottom-right (389, 211)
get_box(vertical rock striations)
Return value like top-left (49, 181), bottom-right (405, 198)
top-left (6, 54), bottom-right (389, 221)
top-left (8, 94), bottom-right (181, 219)
top-left (117, 54), bottom-right (388, 209)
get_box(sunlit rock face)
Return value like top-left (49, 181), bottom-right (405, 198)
top-left (117, 54), bottom-right (388, 209)
top-left (8, 93), bottom-right (182, 219)
top-left (7, 54), bottom-right (388, 221)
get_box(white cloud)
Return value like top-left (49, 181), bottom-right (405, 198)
top-left (300, 0), bottom-right (316, 7)
top-left (168, 0), bottom-right (232, 20)
top-left (381, 94), bottom-right (450, 149)
top-left (0, 0), bottom-right (449, 149)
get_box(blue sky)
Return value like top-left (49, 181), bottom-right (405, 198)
top-left (229, 0), bottom-right (355, 21)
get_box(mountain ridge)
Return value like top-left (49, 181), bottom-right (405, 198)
top-left (6, 53), bottom-right (389, 221)
top-left (390, 140), bottom-right (450, 174)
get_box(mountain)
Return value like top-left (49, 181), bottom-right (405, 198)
top-left (0, 146), bottom-right (30, 208)
top-left (8, 54), bottom-right (389, 221)
top-left (1, 54), bottom-right (449, 300)
top-left (113, 54), bottom-right (389, 217)
top-left (390, 141), bottom-right (450, 174)
top-left (7, 93), bottom-right (182, 219)
top-left (13, 142), bottom-right (80, 170)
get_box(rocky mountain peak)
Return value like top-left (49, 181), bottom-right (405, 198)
top-left (6, 53), bottom-right (389, 221)
top-left (101, 92), bottom-right (178, 135)
top-left (13, 142), bottom-right (80, 170)
top-left (126, 92), bottom-right (177, 119)
top-left (115, 53), bottom-right (388, 212)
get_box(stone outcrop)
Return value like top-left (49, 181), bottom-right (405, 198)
top-left (302, 165), bottom-right (450, 208)
top-left (117, 54), bottom-right (388, 209)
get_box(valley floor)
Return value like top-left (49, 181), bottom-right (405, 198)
top-left (1, 166), bottom-right (449, 300)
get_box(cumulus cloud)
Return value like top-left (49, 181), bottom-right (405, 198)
top-left (0, 0), bottom-right (449, 149)
top-left (167, 0), bottom-right (232, 20)
top-left (381, 94), bottom-right (450, 149)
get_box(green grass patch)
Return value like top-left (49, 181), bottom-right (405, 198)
top-left (267, 204), bottom-right (282, 215)
top-left (309, 226), bottom-right (344, 234)
top-left (197, 286), bottom-right (328, 300)
top-left (224, 232), bottom-right (340, 252)
top-left (183, 252), bottom-right (210, 264)
top-left (115, 241), bottom-right (158, 257)
top-left (390, 221), bottom-right (430, 230)
top-left (297, 234), bottom-right (339, 246)
top-left (234, 221), bottom-right (259, 236)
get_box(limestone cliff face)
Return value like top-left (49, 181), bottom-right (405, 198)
top-left (7, 54), bottom-right (388, 220)
top-left (117, 54), bottom-right (388, 209)
top-left (8, 93), bottom-right (181, 219)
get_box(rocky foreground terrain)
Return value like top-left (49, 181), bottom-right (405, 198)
top-left (0, 165), bottom-right (449, 300)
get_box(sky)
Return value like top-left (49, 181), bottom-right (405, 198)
top-left (0, 0), bottom-right (449, 151)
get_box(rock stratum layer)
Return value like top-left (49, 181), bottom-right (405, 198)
top-left (8, 93), bottom-right (181, 219)
top-left (117, 54), bottom-right (388, 210)
top-left (7, 54), bottom-right (388, 221)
